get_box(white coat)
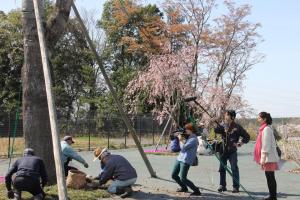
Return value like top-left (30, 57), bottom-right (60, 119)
top-left (260, 126), bottom-right (280, 163)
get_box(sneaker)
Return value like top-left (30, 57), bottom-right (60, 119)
top-left (217, 185), bottom-right (227, 192)
top-left (120, 186), bottom-right (133, 198)
top-left (190, 189), bottom-right (201, 196)
top-left (176, 188), bottom-right (188, 192)
top-left (232, 188), bottom-right (239, 193)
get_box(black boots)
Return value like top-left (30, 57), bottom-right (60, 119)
top-left (217, 185), bottom-right (227, 192)
top-left (190, 188), bottom-right (201, 196)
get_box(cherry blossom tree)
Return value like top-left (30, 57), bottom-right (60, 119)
top-left (125, 0), bottom-right (263, 124)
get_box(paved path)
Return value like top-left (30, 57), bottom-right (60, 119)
top-left (1, 142), bottom-right (299, 199)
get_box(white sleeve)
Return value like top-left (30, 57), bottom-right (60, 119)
top-left (261, 127), bottom-right (272, 153)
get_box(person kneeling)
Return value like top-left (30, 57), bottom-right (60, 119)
top-left (5, 148), bottom-right (47, 200)
top-left (93, 147), bottom-right (137, 198)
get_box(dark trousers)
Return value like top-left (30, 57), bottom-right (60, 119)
top-left (13, 176), bottom-right (44, 196)
top-left (265, 171), bottom-right (277, 198)
top-left (64, 158), bottom-right (78, 177)
top-left (64, 163), bottom-right (78, 177)
top-left (219, 151), bottom-right (240, 189)
top-left (171, 160), bottom-right (198, 192)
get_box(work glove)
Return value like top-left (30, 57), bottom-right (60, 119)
top-left (84, 162), bottom-right (89, 168)
top-left (7, 190), bottom-right (14, 199)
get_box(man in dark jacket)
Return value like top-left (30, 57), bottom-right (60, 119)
top-left (93, 147), bottom-right (137, 198)
top-left (214, 110), bottom-right (250, 193)
top-left (5, 148), bottom-right (47, 200)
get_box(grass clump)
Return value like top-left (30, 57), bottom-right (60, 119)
top-left (0, 184), bottom-right (110, 200)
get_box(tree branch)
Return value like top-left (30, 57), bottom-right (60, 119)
top-left (46, 0), bottom-right (73, 49)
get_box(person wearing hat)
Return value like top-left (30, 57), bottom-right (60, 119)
top-left (214, 110), bottom-right (250, 193)
top-left (93, 147), bottom-right (137, 198)
top-left (61, 135), bottom-right (89, 176)
top-left (171, 123), bottom-right (201, 196)
top-left (5, 148), bottom-right (47, 200)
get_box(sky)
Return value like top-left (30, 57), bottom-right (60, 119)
top-left (1, 0), bottom-right (300, 118)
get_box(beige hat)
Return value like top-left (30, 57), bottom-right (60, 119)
top-left (93, 147), bottom-right (107, 162)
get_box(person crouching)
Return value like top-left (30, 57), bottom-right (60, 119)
top-left (171, 123), bottom-right (201, 196)
top-left (93, 148), bottom-right (137, 198)
top-left (5, 148), bottom-right (47, 200)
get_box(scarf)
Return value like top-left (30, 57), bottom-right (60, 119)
top-left (254, 123), bottom-right (267, 164)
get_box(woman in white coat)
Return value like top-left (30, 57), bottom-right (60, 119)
top-left (254, 112), bottom-right (279, 200)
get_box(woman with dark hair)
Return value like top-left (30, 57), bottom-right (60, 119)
top-left (254, 112), bottom-right (279, 200)
top-left (171, 123), bottom-right (201, 196)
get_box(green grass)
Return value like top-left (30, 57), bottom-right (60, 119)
top-left (0, 184), bottom-right (110, 200)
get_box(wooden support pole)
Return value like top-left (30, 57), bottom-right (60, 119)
top-left (71, 1), bottom-right (156, 177)
top-left (32, 0), bottom-right (68, 199)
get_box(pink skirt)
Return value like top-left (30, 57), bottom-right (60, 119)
top-left (261, 162), bottom-right (279, 171)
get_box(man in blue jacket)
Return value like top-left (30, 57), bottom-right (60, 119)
top-left (214, 110), bottom-right (250, 193)
top-left (61, 136), bottom-right (89, 176)
top-left (93, 147), bottom-right (137, 198)
top-left (5, 148), bottom-right (47, 200)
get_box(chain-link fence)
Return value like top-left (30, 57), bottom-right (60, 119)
top-left (0, 113), bottom-right (172, 157)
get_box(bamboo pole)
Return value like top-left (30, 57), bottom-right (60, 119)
top-left (32, 0), bottom-right (68, 199)
top-left (71, 1), bottom-right (156, 178)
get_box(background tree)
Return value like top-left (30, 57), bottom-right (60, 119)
top-left (0, 11), bottom-right (23, 116)
top-left (98, 0), bottom-right (166, 114)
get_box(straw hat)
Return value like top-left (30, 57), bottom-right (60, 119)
top-left (93, 147), bottom-right (107, 161)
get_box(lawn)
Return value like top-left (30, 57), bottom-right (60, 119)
top-left (0, 135), bottom-right (166, 158)
top-left (0, 184), bottom-right (110, 200)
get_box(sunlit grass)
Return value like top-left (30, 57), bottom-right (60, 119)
top-left (0, 184), bottom-right (109, 200)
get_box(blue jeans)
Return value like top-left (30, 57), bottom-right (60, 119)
top-left (171, 160), bottom-right (198, 192)
top-left (219, 151), bottom-right (239, 189)
top-left (108, 178), bottom-right (137, 194)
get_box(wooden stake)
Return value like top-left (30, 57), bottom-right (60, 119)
top-left (32, 0), bottom-right (68, 199)
top-left (71, 1), bottom-right (156, 178)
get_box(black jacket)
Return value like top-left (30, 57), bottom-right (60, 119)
top-left (214, 122), bottom-right (250, 153)
top-left (5, 155), bottom-right (48, 191)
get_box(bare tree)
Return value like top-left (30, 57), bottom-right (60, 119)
top-left (22, 0), bottom-right (72, 183)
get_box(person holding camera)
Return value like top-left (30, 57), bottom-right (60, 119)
top-left (254, 112), bottom-right (279, 200)
top-left (214, 110), bottom-right (250, 193)
top-left (171, 123), bottom-right (201, 196)
top-left (169, 131), bottom-right (181, 153)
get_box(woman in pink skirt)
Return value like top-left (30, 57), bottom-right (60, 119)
top-left (254, 112), bottom-right (279, 200)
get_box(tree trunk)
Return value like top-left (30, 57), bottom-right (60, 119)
top-left (22, 0), bottom-right (72, 184)
top-left (22, 0), bottom-right (56, 183)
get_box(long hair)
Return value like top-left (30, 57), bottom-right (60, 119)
top-left (259, 112), bottom-right (272, 125)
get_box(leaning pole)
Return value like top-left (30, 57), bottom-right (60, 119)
top-left (33, 0), bottom-right (68, 199)
top-left (71, 1), bottom-right (156, 178)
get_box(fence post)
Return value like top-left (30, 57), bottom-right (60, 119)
top-left (152, 117), bottom-right (154, 145)
top-left (7, 112), bottom-right (11, 158)
top-left (124, 128), bottom-right (127, 149)
top-left (139, 115), bottom-right (142, 144)
top-left (88, 117), bottom-right (91, 151)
